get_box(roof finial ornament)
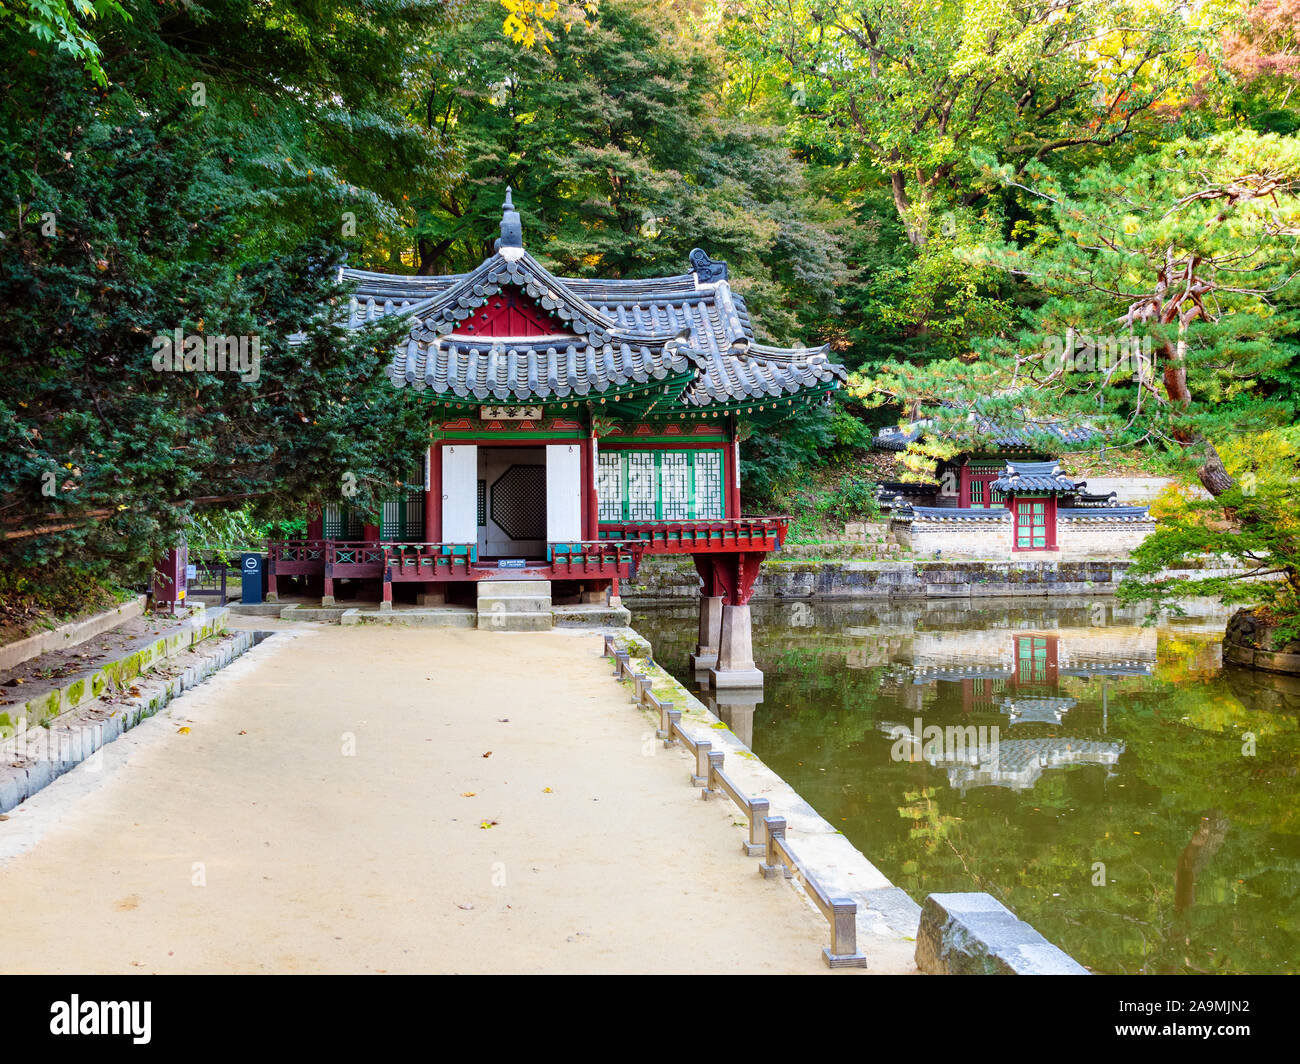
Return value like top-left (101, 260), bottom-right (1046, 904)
top-left (496, 184), bottom-right (523, 256)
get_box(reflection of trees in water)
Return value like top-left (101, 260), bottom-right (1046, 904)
top-left (1175, 812), bottom-right (1230, 916)
top-left (632, 600), bottom-right (1300, 974)
top-left (1224, 664), bottom-right (1300, 716)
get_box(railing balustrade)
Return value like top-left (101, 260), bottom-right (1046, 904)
top-left (597, 516), bottom-right (790, 553)
top-left (603, 636), bottom-right (865, 969)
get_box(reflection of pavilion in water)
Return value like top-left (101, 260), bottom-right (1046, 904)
top-left (873, 626), bottom-right (1156, 717)
top-left (874, 628), bottom-right (1147, 793)
top-left (881, 725), bottom-right (1125, 794)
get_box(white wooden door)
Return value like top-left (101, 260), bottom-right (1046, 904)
top-left (442, 444), bottom-right (477, 544)
top-left (546, 443), bottom-right (583, 543)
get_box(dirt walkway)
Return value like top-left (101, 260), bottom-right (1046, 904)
top-left (0, 625), bottom-right (912, 974)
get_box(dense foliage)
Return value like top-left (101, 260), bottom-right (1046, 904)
top-left (2, 0), bottom-right (1299, 631)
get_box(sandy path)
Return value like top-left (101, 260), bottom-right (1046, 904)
top-left (0, 625), bottom-right (891, 974)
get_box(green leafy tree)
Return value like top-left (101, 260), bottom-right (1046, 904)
top-left (0, 0), bottom-right (128, 86)
top-left (0, 3), bottom-right (458, 579)
top-left (408, 0), bottom-right (843, 343)
top-left (1119, 428), bottom-right (1300, 644)
top-left (860, 131), bottom-right (1300, 488)
top-left (729, 0), bottom-right (1223, 247)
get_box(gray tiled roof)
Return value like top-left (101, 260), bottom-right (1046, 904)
top-left (388, 335), bottom-right (693, 402)
top-left (348, 239), bottom-right (845, 410)
top-left (992, 461), bottom-right (1079, 494)
top-left (1057, 506), bottom-right (1153, 522)
top-left (343, 259), bottom-right (757, 360)
top-left (893, 505), bottom-right (1012, 522)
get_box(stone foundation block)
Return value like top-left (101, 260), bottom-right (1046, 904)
top-left (915, 892), bottom-right (1088, 975)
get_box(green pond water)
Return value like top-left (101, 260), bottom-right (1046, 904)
top-left (631, 596), bottom-right (1300, 975)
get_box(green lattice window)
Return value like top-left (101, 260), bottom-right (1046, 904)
top-left (597, 449), bottom-right (726, 521)
top-left (380, 466), bottom-right (425, 540)
top-left (323, 503), bottom-right (364, 539)
top-left (1017, 636), bottom-right (1049, 683)
top-left (1015, 499), bottom-right (1048, 549)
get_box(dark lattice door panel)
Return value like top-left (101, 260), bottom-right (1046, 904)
top-left (489, 464), bottom-right (547, 541)
top-left (324, 503), bottom-right (364, 539)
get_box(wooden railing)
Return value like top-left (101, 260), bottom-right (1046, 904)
top-left (547, 540), bottom-right (645, 579)
top-left (268, 539), bottom-right (326, 575)
top-left (267, 539), bottom-right (638, 583)
top-left (385, 543), bottom-right (479, 581)
top-left (597, 516), bottom-right (790, 553)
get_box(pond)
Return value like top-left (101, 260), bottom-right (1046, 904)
top-left (631, 596), bottom-right (1300, 975)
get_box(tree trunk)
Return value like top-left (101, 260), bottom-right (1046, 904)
top-left (1161, 336), bottom-right (1236, 498)
top-left (891, 172), bottom-right (925, 247)
top-left (417, 237), bottom-right (453, 276)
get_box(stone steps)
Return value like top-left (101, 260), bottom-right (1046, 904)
top-left (476, 580), bottom-right (552, 632)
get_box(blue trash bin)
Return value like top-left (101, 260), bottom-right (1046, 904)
top-left (240, 552), bottom-right (265, 605)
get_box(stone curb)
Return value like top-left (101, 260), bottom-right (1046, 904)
top-left (0, 607), bottom-right (231, 741)
top-left (915, 892), bottom-right (1089, 975)
top-left (608, 627), bottom-right (923, 956)
top-left (0, 595), bottom-right (147, 673)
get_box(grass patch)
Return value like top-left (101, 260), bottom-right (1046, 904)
top-left (0, 568), bottom-right (134, 647)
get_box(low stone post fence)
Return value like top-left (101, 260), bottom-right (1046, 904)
top-left (601, 634), bottom-right (866, 969)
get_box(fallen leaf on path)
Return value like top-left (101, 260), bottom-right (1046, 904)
top-left (482, 751), bottom-right (492, 758)
top-left (479, 820), bottom-right (498, 829)
top-left (177, 726), bottom-right (191, 734)
top-left (461, 791), bottom-right (476, 797)
top-left (542, 787), bottom-right (552, 793)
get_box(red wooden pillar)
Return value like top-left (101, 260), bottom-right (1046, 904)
top-left (725, 421), bottom-right (742, 518)
top-left (322, 542), bottom-right (335, 605)
top-left (580, 429), bottom-right (596, 541)
top-left (425, 441), bottom-right (442, 543)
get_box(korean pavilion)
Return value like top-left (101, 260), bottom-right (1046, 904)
top-left (267, 189), bottom-right (847, 686)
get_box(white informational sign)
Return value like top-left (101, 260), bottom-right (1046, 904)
top-left (186, 564), bottom-right (197, 581)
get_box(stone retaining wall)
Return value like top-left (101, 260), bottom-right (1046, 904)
top-left (625, 557), bottom-right (1136, 601)
top-left (0, 627), bottom-right (257, 814)
top-left (625, 556), bottom-right (1246, 603)
top-left (0, 595), bottom-right (147, 672)
top-left (1223, 608), bottom-right (1300, 675)
top-left (0, 607), bottom-right (231, 741)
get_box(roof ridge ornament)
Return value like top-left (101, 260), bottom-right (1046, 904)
top-left (495, 184), bottom-right (524, 258)
top-left (689, 248), bottom-right (728, 284)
